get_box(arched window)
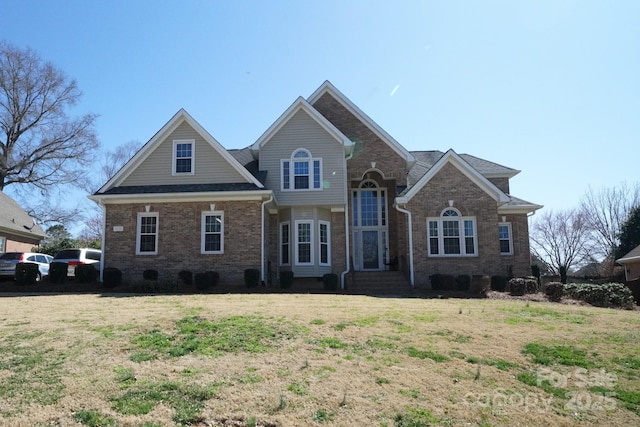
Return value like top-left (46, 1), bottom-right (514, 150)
top-left (281, 149), bottom-right (322, 191)
top-left (427, 208), bottom-right (477, 256)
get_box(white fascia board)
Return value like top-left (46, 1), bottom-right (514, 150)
top-left (98, 109), bottom-right (263, 193)
top-left (483, 171), bottom-right (521, 179)
top-left (89, 190), bottom-right (272, 204)
top-left (0, 226), bottom-right (46, 241)
top-left (617, 255), bottom-right (640, 264)
top-left (401, 149), bottom-right (510, 204)
top-left (307, 81), bottom-right (415, 165)
top-left (251, 97), bottom-right (349, 150)
top-left (498, 204), bottom-right (544, 214)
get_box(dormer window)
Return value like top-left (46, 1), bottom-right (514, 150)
top-left (173, 140), bottom-right (195, 175)
top-left (281, 149), bottom-right (322, 191)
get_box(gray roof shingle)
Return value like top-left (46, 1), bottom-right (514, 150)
top-left (100, 183), bottom-right (263, 195)
top-left (0, 192), bottom-right (46, 239)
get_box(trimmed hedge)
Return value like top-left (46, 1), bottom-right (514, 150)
top-left (544, 282), bottom-right (563, 302)
top-left (470, 275), bottom-right (490, 296)
top-left (456, 275), bottom-right (471, 292)
top-left (508, 278), bottom-right (527, 296)
top-left (508, 277), bottom-right (539, 295)
top-left (563, 283), bottom-right (635, 309)
top-left (491, 275), bottom-right (507, 292)
top-left (279, 271), bottom-right (294, 289)
top-left (103, 267), bottom-right (122, 288)
top-left (75, 264), bottom-right (98, 283)
top-left (49, 262), bottom-right (67, 284)
top-left (430, 274), bottom-right (456, 291)
top-left (244, 268), bottom-right (260, 288)
top-left (323, 273), bottom-right (339, 291)
top-left (143, 269), bottom-right (158, 281)
top-left (15, 262), bottom-right (39, 285)
top-left (178, 270), bottom-right (193, 286)
top-left (194, 271), bottom-right (219, 291)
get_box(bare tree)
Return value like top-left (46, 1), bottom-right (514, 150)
top-left (81, 139), bottom-right (142, 194)
top-left (77, 140), bottom-right (142, 241)
top-left (580, 182), bottom-right (640, 260)
top-left (0, 40), bottom-right (99, 193)
top-left (530, 209), bottom-right (591, 275)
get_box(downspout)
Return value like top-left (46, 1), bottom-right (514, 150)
top-left (261, 193), bottom-right (274, 285)
top-left (527, 210), bottom-right (537, 269)
top-left (99, 200), bottom-right (106, 283)
top-left (340, 149), bottom-right (354, 289)
top-left (394, 203), bottom-right (414, 287)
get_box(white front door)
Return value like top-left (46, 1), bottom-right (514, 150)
top-left (352, 181), bottom-right (388, 271)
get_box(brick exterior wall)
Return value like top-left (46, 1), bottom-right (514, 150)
top-left (405, 162), bottom-right (530, 287)
top-left (330, 210), bottom-right (346, 275)
top-left (104, 200), bottom-right (262, 285)
top-left (488, 177), bottom-right (510, 194)
top-left (312, 93), bottom-right (408, 185)
top-left (499, 213), bottom-right (532, 277)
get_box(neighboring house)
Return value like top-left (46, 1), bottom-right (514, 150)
top-left (90, 81), bottom-right (542, 288)
top-left (0, 191), bottom-right (47, 253)
top-left (616, 245), bottom-right (640, 281)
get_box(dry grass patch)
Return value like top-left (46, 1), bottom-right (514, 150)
top-left (0, 293), bottom-right (637, 426)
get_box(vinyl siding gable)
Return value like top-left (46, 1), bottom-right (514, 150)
top-left (121, 121), bottom-right (249, 186)
top-left (259, 109), bottom-right (346, 206)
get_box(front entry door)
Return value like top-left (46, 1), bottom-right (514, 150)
top-left (361, 230), bottom-right (380, 270)
top-left (353, 181), bottom-right (388, 271)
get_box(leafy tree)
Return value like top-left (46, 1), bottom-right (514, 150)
top-left (530, 209), bottom-right (590, 276)
top-left (615, 205), bottom-right (640, 260)
top-left (0, 40), bottom-right (99, 193)
top-left (35, 224), bottom-right (79, 256)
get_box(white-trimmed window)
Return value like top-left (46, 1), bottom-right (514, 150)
top-left (319, 221), bottom-right (330, 265)
top-left (427, 208), bottom-right (477, 256)
top-left (173, 139), bottom-right (195, 175)
top-left (295, 220), bottom-right (313, 265)
top-left (280, 221), bottom-right (290, 265)
top-left (136, 212), bottom-right (159, 255)
top-left (201, 211), bottom-right (223, 254)
top-left (499, 223), bottom-right (513, 255)
top-left (281, 149), bottom-right (322, 191)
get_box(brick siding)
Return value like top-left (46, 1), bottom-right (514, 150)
top-left (404, 162), bottom-right (530, 287)
top-left (104, 200), bottom-right (262, 285)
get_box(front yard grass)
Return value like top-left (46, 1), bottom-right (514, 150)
top-left (0, 293), bottom-right (637, 426)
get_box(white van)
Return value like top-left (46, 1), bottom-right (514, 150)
top-left (52, 248), bottom-right (102, 277)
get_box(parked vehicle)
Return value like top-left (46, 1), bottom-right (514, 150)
top-left (0, 252), bottom-right (53, 281)
top-left (52, 248), bottom-right (102, 277)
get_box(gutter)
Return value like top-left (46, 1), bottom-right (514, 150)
top-left (394, 202), bottom-right (414, 287)
top-left (340, 149), bottom-right (354, 289)
top-left (261, 193), bottom-right (274, 284)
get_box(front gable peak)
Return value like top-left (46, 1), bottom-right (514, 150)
top-left (308, 81), bottom-right (415, 166)
top-left (397, 149), bottom-right (510, 204)
top-left (97, 109), bottom-right (263, 194)
top-left (250, 97), bottom-right (351, 153)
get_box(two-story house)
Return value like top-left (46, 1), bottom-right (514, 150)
top-left (90, 81), bottom-right (542, 289)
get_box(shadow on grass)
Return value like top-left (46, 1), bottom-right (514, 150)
top-left (0, 277), bottom-right (491, 300)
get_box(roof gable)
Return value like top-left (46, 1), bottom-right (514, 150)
top-left (308, 81), bottom-right (414, 165)
top-left (397, 149), bottom-right (510, 204)
top-left (97, 109), bottom-right (263, 194)
top-left (251, 97), bottom-right (351, 151)
top-left (617, 244), bottom-right (640, 264)
top-left (0, 192), bottom-right (46, 239)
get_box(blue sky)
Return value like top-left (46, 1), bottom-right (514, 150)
top-left (2, 0), bottom-right (639, 221)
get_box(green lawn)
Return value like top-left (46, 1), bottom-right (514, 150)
top-left (0, 293), bottom-right (637, 426)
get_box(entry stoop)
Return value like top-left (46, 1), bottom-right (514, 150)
top-left (346, 271), bottom-right (412, 295)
